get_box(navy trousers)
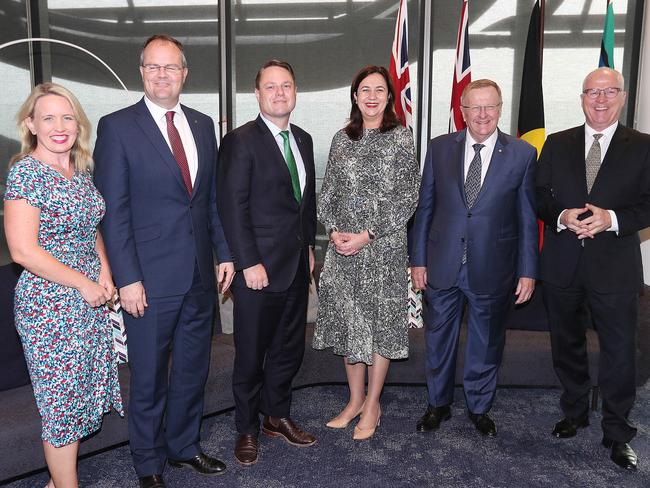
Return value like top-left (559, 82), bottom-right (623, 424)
top-left (424, 264), bottom-right (511, 414)
top-left (125, 263), bottom-right (215, 477)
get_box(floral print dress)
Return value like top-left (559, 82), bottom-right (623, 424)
top-left (4, 155), bottom-right (123, 447)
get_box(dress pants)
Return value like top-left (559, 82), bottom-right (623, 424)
top-left (231, 257), bottom-right (309, 435)
top-left (543, 254), bottom-right (637, 442)
top-left (424, 264), bottom-right (511, 414)
top-left (125, 263), bottom-right (215, 477)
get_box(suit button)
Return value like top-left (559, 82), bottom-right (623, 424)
top-left (189, 204), bottom-right (193, 209)
top-left (189, 229), bottom-right (193, 235)
top-left (467, 213), bottom-right (472, 218)
top-left (461, 238), bottom-right (465, 242)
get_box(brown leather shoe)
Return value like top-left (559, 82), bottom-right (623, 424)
top-left (262, 416), bottom-right (316, 447)
top-left (234, 434), bottom-right (258, 466)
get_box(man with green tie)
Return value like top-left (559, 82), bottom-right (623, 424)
top-left (217, 60), bottom-right (317, 466)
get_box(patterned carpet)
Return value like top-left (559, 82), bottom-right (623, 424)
top-left (4, 384), bottom-right (649, 488)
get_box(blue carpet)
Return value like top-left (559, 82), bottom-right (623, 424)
top-left (4, 384), bottom-right (649, 488)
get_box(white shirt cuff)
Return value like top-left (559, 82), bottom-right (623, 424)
top-left (607, 210), bottom-right (619, 233)
top-left (556, 210), bottom-right (567, 231)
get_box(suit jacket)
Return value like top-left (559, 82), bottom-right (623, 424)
top-left (217, 116), bottom-right (317, 293)
top-left (410, 129), bottom-right (538, 295)
top-left (93, 97), bottom-right (230, 298)
top-left (537, 124), bottom-right (650, 293)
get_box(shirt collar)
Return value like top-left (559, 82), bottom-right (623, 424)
top-left (585, 121), bottom-right (618, 140)
top-left (144, 95), bottom-right (183, 122)
top-left (260, 113), bottom-right (291, 138)
top-left (466, 128), bottom-right (498, 152)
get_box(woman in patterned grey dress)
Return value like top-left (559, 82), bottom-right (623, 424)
top-left (313, 66), bottom-right (420, 440)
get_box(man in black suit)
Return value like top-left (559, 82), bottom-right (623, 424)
top-left (537, 67), bottom-right (650, 471)
top-left (217, 60), bottom-right (317, 465)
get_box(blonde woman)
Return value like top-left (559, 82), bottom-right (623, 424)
top-left (3, 83), bottom-right (123, 488)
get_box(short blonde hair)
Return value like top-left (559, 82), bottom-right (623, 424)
top-left (461, 79), bottom-right (503, 105)
top-left (9, 83), bottom-right (94, 172)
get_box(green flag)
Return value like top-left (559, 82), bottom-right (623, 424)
top-left (599, 0), bottom-right (615, 67)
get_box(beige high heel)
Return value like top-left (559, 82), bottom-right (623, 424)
top-left (326, 404), bottom-right (364, 429)
top-left (353, 408), bottom-right (381, 440)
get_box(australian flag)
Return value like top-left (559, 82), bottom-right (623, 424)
top-left (449, 0), bottom-right (472, 133)
top-left (389, 0), bottom-right (413, 132)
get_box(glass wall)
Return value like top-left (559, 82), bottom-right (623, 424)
top-left (231, 0), bottom-right (420, 187)
top-left (0, 0), bottom-right (643, 265)
top-left (45, 0), bottom-right (221, 145)
top-left (0, 0), bottom-right (30, 265)
top-left (430, 0), bottom-right (637, 139)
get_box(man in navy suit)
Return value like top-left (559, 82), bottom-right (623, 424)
top-left (94, 35), bottom-right (234, 488)
top-left (410, 79), bottom-right (538, 437)
top-left (217, 60), bottom-right (317, 466)
top-left (538, 67), bottom-right (650, 471)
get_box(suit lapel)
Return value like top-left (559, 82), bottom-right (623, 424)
top-left (183, 105), bottom-right (203, 199)
top-left (571, 125), bottom-right (590, 198)
top-left (474, 130), bottom-right (508, 205)
top-left (134, 98), bottom-right (189, 196)
top-left (291, 124), bottom-right (312, 210)
top-left (452, 130), bottom-right (468, 207)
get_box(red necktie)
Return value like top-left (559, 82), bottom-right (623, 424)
top-left (165, 110), bottom-right (193, 195)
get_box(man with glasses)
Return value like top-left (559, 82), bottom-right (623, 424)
top-left (537, 67), bottom-right (650, 470)
top-left (94, 35), bottom-right (234, 488)
top-left (410, 79), bottom-right (538, 437)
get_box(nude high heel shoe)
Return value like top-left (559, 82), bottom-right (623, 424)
top-left (326, 404), bottom-right (364, 429)
top-left (353, 408), bottom-right (381, 440)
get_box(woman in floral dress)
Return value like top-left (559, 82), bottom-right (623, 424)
top-left (313, 66), bottom-right (420, 440)
top-left (3, 83), bottom-right (123, 488)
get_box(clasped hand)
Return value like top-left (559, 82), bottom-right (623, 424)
top-left (560, 203), bottom-right (612, 239)
top-left (331, 230), bottom-right (371, 256)
top-left (79, 273), bottom-right (115, 308)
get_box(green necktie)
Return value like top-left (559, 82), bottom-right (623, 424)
top-left (279, 130), bottom-right (302, 203)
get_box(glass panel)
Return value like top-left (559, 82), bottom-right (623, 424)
top-left (0, 0), bottom-right (30, 265)
top-left (430, 0), bottom-right (636, 139)
top-left (232, 0), bottom-right (420, 186)
top-left (45, 0), bottom-right (221, 146)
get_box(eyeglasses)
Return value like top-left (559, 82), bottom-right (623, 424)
top-left (141, 64), bottom-right (184, 74)
top-left (582, 87), bottom-right (623, 99)
top-left (460, 104), bottom-right (502, 114)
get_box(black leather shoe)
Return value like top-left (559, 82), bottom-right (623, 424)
top-left (468, 412), bottom-right (497, 437)
top-left (602, 438), bottom-right (638, 470)
top-left (551, 416), bottom-right (589, 438)
top-left (416, 405), bottom-right (451, 432)
top-left (168, 452), bottom-right (226, 475)
top-left (139, 475), bottom-right (166, 488)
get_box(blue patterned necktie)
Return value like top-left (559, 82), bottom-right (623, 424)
top-left (465, 143), bottom-right (484, 208)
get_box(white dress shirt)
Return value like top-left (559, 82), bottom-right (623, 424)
top-left (557, 121), bottom-right (619, 232)
top-left (144, 96), bottom-right (199, 184)
top-left (464, 129), bottom-right (499, 185)
top-left (259, 114), bottom-right (306, 194)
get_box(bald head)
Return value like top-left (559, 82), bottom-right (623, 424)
top-left (582, 67), bottom-right (624, 91)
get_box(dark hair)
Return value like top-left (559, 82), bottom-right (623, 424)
top-left (140, 35), bottom-right (187, 68)
top-left (255, 60), bottom-right (296, 89)
top-left (344, 65), bottom-right (400, 141)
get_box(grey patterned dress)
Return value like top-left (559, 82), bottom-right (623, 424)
top-left (313, 126), bottom-right (420, 365)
